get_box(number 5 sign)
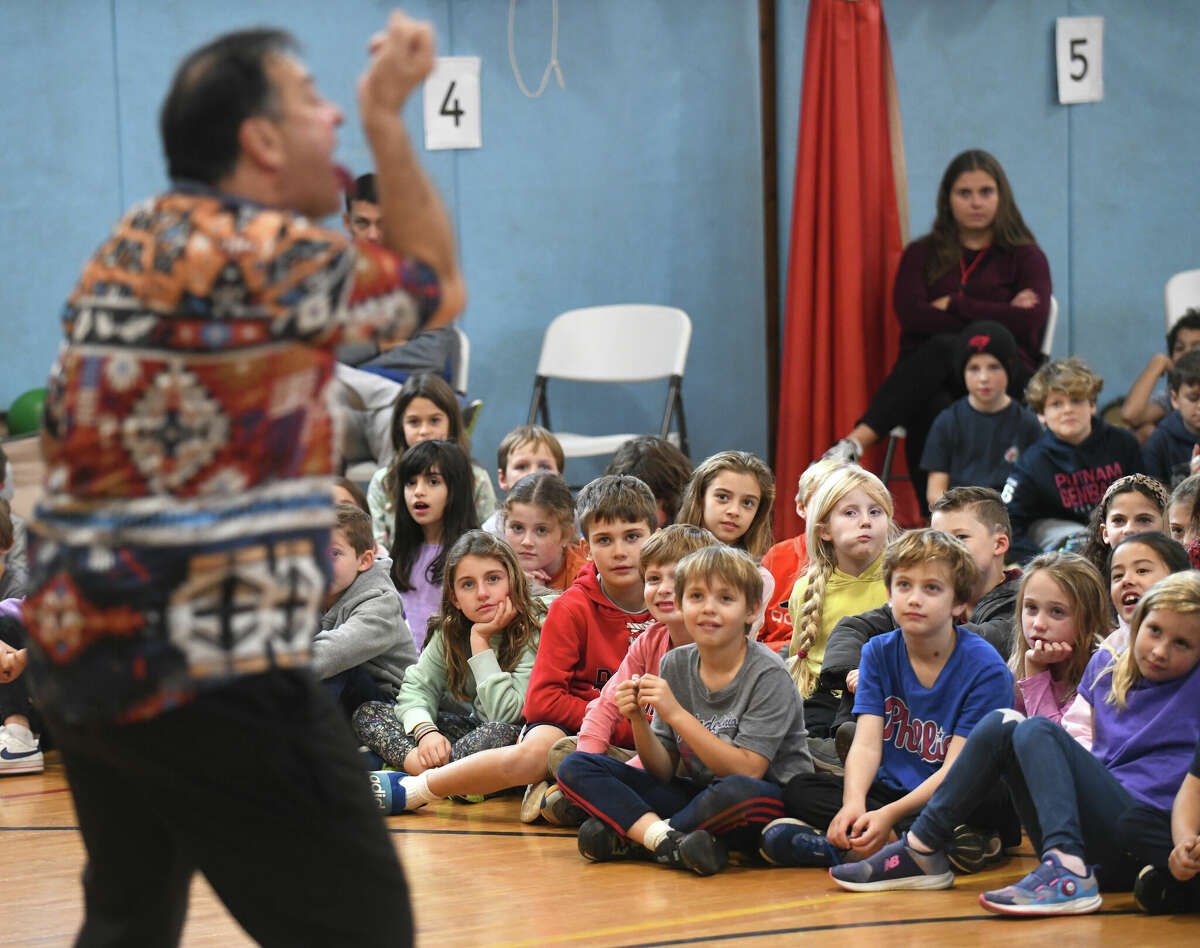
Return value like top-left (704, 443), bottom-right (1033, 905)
top-left (424, 57), bottom-right (482, 150)
top-left (1056, 17), bottom-right (1103, 104)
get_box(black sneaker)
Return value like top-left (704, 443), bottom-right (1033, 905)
top-left (1134, 864), bottom-right (1197, 915)
top-left (947, 824), bottom-right (1006, 874)
top-left (655, 829), bottom-right (729, 876)
top-left (578, 818), bottom-right (638, 862)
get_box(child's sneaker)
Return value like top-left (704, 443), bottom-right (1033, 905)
top-left (367, 771), bottom-right (432, 814)
top-left (577, 818), bottom-right (644, 863)
top-left (759, 818), bottom-right (843, 868)
top-left (654, 829), bottom-right (729, 876)
top-left (539, 784), bottom-right (588, 827)
top-left (830, 837), bottom-right (954, 891)
top-left (947, 824), bottom-right (1006, 874)
top-left (979, 852), bottom-right (1102, 916)
top-left (0, 725), bottom-right (44, 776)
top-left (520, 780), bottom-right (552, 823)
top-left (1133, 864), bottom-right (1197, 915)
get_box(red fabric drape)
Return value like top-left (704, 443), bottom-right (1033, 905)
top-left (774, 0), bottom-right (919, 539)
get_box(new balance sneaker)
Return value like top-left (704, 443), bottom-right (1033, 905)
top-left (979, 852), bottom-right (1102, 916)
top-left (539, 784), bottom-right (588, 827)
top-left (947, 824), bottom-right (1006, 874)
top-left (577, 818), bottom-right (644, 863)
top-left (830, 837), bottom-right (954, 891)
top-left (1133, 864), bottom-right (1199, 915)
top-left (759, 818), bottom-right (843, 868)
top-left (654, 829), bottom-right (729, 876)
top-left (0, 726), bottom-right (44, 776)
top-left (822, 439), bottom-right (863, 464)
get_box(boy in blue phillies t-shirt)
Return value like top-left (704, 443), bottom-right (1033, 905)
top-left (761, 529), bottom-right (1013, 868)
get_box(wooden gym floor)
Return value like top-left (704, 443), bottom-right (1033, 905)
top-left (1, 754), bottom-right (1192, 945)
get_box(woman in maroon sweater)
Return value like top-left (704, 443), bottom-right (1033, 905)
top-left (828, 149), bottom-right (1052, 510)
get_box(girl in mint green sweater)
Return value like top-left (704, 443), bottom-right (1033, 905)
top-left (354, 531), bottom-right (545, 772)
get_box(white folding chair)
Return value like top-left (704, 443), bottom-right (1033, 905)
top-left (1165, 269), bottom-right (1200, 330)
top-left (527, 304), bottom-right (691, 459)
top-left (450, 324), bottom-right (470, 396)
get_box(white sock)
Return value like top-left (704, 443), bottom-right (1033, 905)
top-left (401, 771), bottom-right (441, 807)
top-left (643, 819), bottom-right (674, 852)
top-left (4, 723), bottom-right (35, 744)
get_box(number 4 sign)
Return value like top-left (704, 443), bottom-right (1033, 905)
top-left (1056, 17), bottom-right (1103, 105)
top-left (424, 57), bottom-right (482, 150)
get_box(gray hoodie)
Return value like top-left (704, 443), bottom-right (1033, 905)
top-left (316, 555), bottom-right (417, 696)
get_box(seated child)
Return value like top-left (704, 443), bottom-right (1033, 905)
top-left (1006, 551), bottom-right (1104, 724)
top-left (1121, 308), bottom-right (1200, 442)
top-left (316, 504), bottom-right (417, 715)
top-left (0, 615), bottom-right (42, 775)
top-left (1061, 531), bottom-right (1190, 749)
top-left (1168, 473), bottom-right (1200, 543)
top-left (1143, 348), bottom-right (1200, 487)
top-left (332, 477), bottom-right (387, 557)
top-left (759, 457), bottom-right (850, 647)
top-left (1116, 733), bottom-right (1200, 915)
top-left (831, 571), bottom-right (1200, 917)
top-left (0, 499), bottom-right (27, 601)
top-left (538, 523), bottom-right (720, 825)
top-left (370, 474), bottom-right (656, 816)
top-left (605, 435), bottom-right (693, 528)
top-left (821, 488), bottom-right (1022, 753)
top-left (556, 545), bottom-right (812, 875)
top-left (366, 373), bottom-right (496, 547)
top-left (921, 322), bottom-right (1042, 508)
top-left (481, 425), bottom-right (565, 538)
top-left (789, 467), bottom-right (894, 736)
top-left (1079, 473), bottom-right (1169, 580)
top-left (1003, 356), bottom-right (1145, 563)
top-left (762, 529), bottom-right (1014, 870)
top-left (675, 451), bottom-right (775, 558)
top-left (355, 531), bottom-right (544, 773)
top-left (501, 473), bottom-right (585, 592)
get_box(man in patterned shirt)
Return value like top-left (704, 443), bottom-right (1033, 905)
top-left (22, 12), bottom-right (461, 945)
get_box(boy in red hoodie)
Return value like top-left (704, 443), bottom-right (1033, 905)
top-left (374, 475), bottom-right (656, 815)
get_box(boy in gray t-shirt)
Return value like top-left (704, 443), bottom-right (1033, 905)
top-left (556, 546), bottom-right (813, 875)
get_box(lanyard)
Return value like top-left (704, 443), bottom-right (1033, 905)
top-left (959, 247), bottom-right (990, 290)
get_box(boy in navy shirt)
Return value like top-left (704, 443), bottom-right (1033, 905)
top-left (1003, 357), bottom-right (1144, 562)
top-left (921, 322), bottom-right (1042, 509)
top-left (760, 529), bottom-right (1013, 869)
top-left (1143, 348), bottom-right (1200, 488)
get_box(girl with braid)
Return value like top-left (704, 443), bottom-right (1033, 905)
top-left (788, 468), bottom-right (897, 737)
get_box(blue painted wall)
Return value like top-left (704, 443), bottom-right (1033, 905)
top-left (778, 0), bottom-right (1200, 414)
top-left (4, 1), bottom-right (1200, 491)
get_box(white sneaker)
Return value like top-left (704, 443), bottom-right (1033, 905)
top-left (0, 725), bottom-right (44, 775)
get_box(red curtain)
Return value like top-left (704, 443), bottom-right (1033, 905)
top-left (773, 0), bottom-right (918, 539)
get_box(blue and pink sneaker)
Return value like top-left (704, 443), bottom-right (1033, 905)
top-left (829, 837), bottom-right (954, 891)
top-left (979, 852), bottom-right (1102, 916)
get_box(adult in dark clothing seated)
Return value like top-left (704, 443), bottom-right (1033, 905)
top-left (826, 149), bottom-right (1052, 508)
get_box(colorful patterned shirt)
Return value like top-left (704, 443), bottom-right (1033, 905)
top-left (23, 184), bottom-right (439, 723)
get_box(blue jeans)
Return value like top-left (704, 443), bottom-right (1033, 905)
top-left (557, 751), bottom-right (784, 850)
top-left (910, 710), bottom-right (1139, 885)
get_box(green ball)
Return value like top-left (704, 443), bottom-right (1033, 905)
top-left (7, 387), bottom-right (46, 436)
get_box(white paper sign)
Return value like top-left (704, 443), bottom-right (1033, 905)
top-left (424, 57), bottom-right (481, 150)
top-left (1056, 17), bottom-right (1104, 104)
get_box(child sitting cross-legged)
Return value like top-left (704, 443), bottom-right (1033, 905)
top-left (831, 570), bottom-right (1200, 916)
top-left (1002, 356), bottom-right (1144, 563)
top-left (369, 474), bottom-right (656, 816)
top-left (480, 424), bottom-right (565, 538)
top-left (315, 504), bottom-right (417, 716)
top-left (537, 523), bottom-right (720, 826)
top-left (556, 545), bottom-right (812, 875)
top-left (760, 529), bottom-right (1014, 870)
top-left (355, 531), bottom-right (544, 778)
top-left (1143, 348), bottom-right (1200, 488)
